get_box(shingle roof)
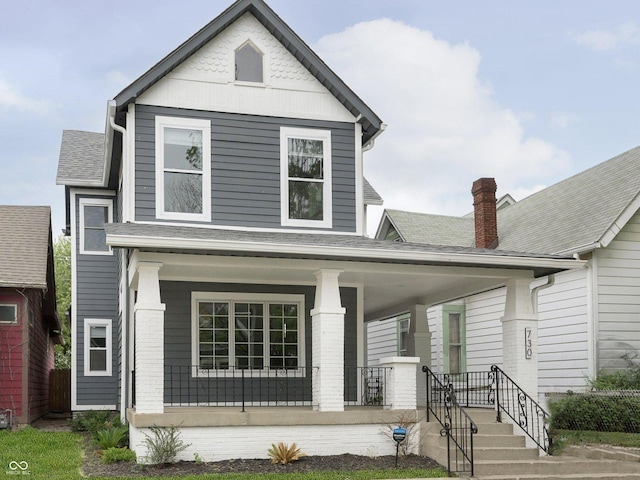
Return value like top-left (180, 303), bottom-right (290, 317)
top-left (0, 206), bottom-right (52, 289)
top-left (380, 146), bottom-right (640, 255)
top-left (114, 0), bottom-right (383, 143)
top-left (364, 178), bottom-right (383, 206)
top-left (56, 130), bottom-right (105, 186)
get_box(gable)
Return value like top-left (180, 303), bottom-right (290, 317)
top-left (137, 13), bottom-right (355, 124)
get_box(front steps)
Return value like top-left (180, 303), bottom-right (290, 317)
top-left (420, 408), bottom-right (640, 479)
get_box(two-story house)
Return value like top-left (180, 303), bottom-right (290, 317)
top-left (56, 0), bottom-right (583, 462)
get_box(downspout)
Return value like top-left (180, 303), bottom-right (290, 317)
top-left (531, 274), bottom-right (555, 315)
top-left (108, 103), bottom-right (129, 422)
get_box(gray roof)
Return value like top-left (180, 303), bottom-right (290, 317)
top-left (114, 0), bottom-right (383, 143)
top-left (380, 146), bottom-right (640, 255)
top-left (56, 130), bottom-right (105, 186)
top-left (0, 206), bottom-right (52, 289)
top-left (364, 178), bottom-right (383, 206)
top-left (105, 222), bottom-right (575, 277)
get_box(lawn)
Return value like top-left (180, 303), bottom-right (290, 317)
top-left (0, 427), bottom-right (448, 479)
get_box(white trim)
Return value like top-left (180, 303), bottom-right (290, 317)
top-left (280, 127), bottom-right (333, 229)
top-left (191, 292), bottom-right (305, 376)
top-left (79, 198), bottom-right (113, 255)
top-left (124, 104), bottom-right (136, 223)
top-left (356, 285), bottom-right (364, 402)
top-left (73, 404), bottom-right (117, 411)
top-left (354, 122), bottom-right (364, 236)
top-left (155, 116), bottom-right (212, 222)
top-left (107, 232), bottom-right (586, 272)
top-left (84, 318), bottom-right (113, 377)
top-left (588, 255), bottom-right (599, 375)
top-left (599, 191), bottom-right (640, 248)
top-left (233, 39), bottom-right (266, 85)
top-left (70, 190), bottom-right (78, 409)
top-left (0, 304), bottom-right (18, 324)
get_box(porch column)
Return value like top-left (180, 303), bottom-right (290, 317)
top-left (379, 356), bottom-right (420, 410)
top-left (501, 278), bottom-right (538, 398)
top-left (134, 262), bottom-right (166, 414)
top-left (311, 269), bottom-right (346, 412)
top-left (408, 304), bottom-right (431, 407)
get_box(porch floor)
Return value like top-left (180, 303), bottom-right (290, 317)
top-left (127, 406), bottom-right (425, 428)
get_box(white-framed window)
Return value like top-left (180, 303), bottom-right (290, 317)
top-left (397, 314), bottom-right (410, 356)
top-left (155, 116), bottom-right (211, 222)
top-left (79, 198), bottom-right (113, 255)
top-left (235, 41), bottom-right (263, 83)
top-left (191, 292), bottom-right (305, 376)
top-left (280, 127), bottom-right (332, 228)
top-left (84, 319), bottom-right (112, 376)
top-left (0, 304), bottom-right (17, 324)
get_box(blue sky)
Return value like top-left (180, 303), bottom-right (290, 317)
top-left (1, 0), bottom-right (639, 236)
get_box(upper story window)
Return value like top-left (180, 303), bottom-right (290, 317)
top-left (0, 304), bottom-right (17, 324)
top-left (79, 198), bottom-right (113, 255)
top-left (155, 116), bottom-right (211, 222)
top-left (280, 127), bottom-right (332, 228)
top-left (235, 42), bottom-right (263, 83)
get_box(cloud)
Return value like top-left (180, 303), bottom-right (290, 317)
top-left (550, 111), bottom-right (580, 129)
top-left (568, 22), bottom-right (640, 52)
top-left (314, 19), bottom-right (571, 233)
top-left (0, 78), bottom-right (51, 113)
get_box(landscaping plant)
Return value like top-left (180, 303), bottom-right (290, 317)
top-left (142, 425), bottom-right (191, 465)
top-left (102, 446), bottom-right (137, 464)
top-left (267, 442), bottom-right (307, 464)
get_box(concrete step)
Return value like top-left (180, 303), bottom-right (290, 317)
top-left (472, 458), bottom-right (640, 477)
top-left (429, 445), bottom-right (539, 463)
top-left (474, 433), bottom-right (526, 448)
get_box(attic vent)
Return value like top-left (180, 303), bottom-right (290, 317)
top-left (235, 42), bottom-right (263, 83)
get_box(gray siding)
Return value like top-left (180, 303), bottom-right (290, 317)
top-left (135, 105), bottom-right (357, 232)
top-left (75, 193), bottom-right (119, 407)
top-left (159, 281), bottom-right (357, 404)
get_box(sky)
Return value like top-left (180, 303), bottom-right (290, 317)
top-left (1, 1), bottom-right (639, 237)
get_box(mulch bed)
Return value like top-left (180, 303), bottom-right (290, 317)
top-left (82, 436), bottom-right (442, 477)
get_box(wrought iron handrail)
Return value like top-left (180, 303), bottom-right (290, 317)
top-left (491, 365), bottom-right (550, 452)
top-left (423, 366), bottom-right (477, 477)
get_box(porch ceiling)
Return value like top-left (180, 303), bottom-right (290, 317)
top-left (131, 251), bottom-right (557, 320)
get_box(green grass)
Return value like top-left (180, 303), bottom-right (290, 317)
top-left (550, 429), bottom-right (640, 455)
top-left (0, 428), bottom-right (447, 479)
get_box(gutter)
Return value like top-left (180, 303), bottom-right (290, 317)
top-left (106, 232), bottom-right (586, 273)
top-left (362, 122), bottom-right (387, 152)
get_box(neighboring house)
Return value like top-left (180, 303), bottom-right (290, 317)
top-left (56, 0), bottom-right (582, 461)
top-left (0, 206), bottom-right (61, 426)
top-left (374, 146), bottom-right (640, 403)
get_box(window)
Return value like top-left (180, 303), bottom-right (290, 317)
top-left (0, 304), bottom-right (17, 324)
top-left (84, 319), bottom-right (112, 376)
top-left (235, 42), bottom-right (263, 83)
top-left (192, 293), bottom-right (304, 374)
top-left (280, 127), bottom-right (332, 228)
top-left (80, 198), bottom-right (113, 255)
top-left (155, 116), bottom-right (211, 221)
top-left (443, 305), bottom-right (466, 374)
top-left (397, 315), bottom-right (410, 356)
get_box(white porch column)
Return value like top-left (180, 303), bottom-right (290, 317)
top-left (134, 262), bottom-right (166, 414)
top-left (501, 278), bottom-right (538, 398)
top-left (408, 305), bottom-right (431, 407)
top-left (379, 356), bottom-right (420, 410)
top-left (311, 269), bottom-right (346, 412)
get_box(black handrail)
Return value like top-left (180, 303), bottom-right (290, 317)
top-left (423, 366), bottom-right (477, 476)
top-left (491, 365), bottom-right (550, 452)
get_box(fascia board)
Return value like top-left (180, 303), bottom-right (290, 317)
top-left (598, 191), bottom-right (640, 249)
top-left (106, 233), bottom-right (586, 272)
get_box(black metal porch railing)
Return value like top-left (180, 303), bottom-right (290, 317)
top-left (424, 366), bottom-right (477, 477)
top-left (345, 366), bottom-right (391, 407)
top-left (430, 370), bottom-right (496, 408)
top-left (491, 365), bottom-right (550, 452)
top-left (159, 365), bottom-right (390, 410)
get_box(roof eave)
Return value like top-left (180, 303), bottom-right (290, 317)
top-left (113, 0), bottom-right (382, 143)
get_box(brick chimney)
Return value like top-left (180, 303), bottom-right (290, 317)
top-left (472, 178), bottom-right (498, 249)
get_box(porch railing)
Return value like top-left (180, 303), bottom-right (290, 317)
top-left (158, 365), bottom-right (390, 410)
top-left (430, 370), bottom-right (496, 408)
top-left (424, 366), bottom-right (477, 477)
top-left (491, 365), bottom-right (550, 452)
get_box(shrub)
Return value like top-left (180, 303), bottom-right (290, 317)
top-left (102, 447), bottom-right (137, 464)
top-left (549, 393), bottom-right (640, 433)
top-left (142, 425), bottom-right (190, 465)
top-left (588, 368), bottom-right (640, 390)
top-left (267, 442), bottom-right (306, 464)
top-left (95, 424), bottom-right (129, 449)
top-left (68, 410), bottom-right (114, 434)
